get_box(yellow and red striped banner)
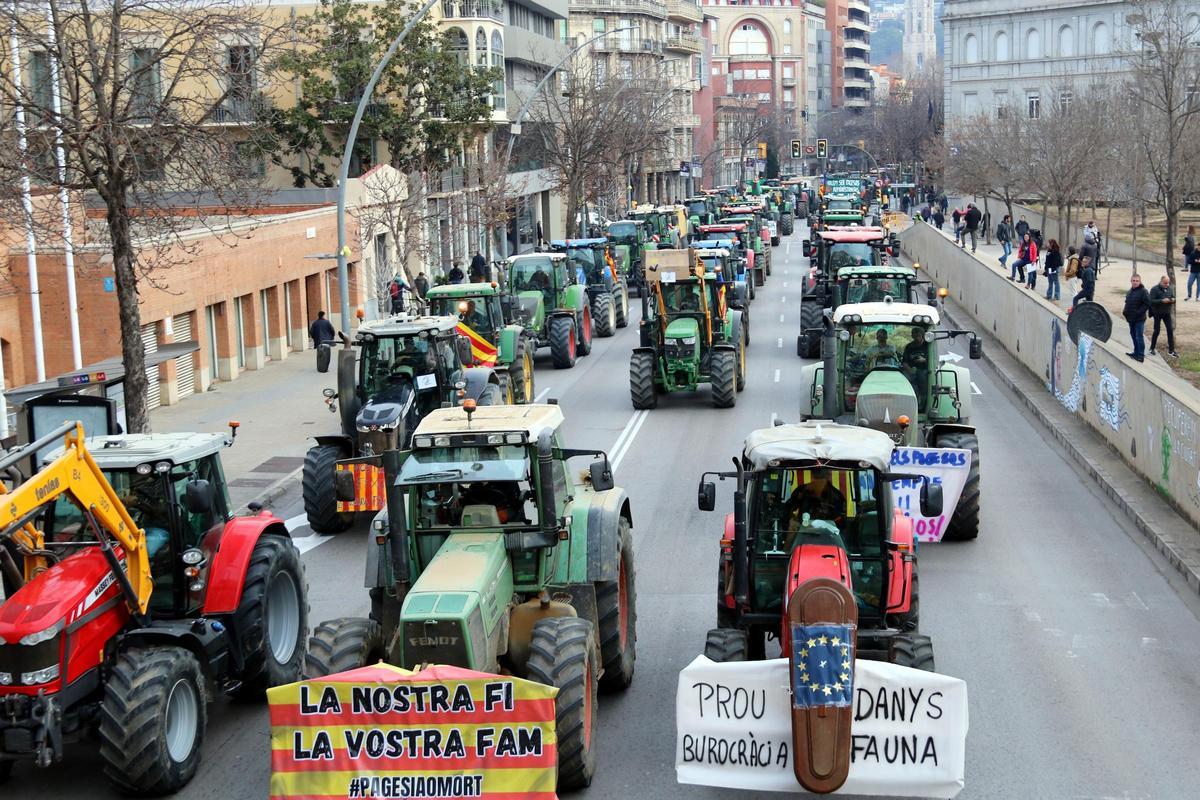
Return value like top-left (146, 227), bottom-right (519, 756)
top-left (335, 462), bottom-right (386, 513)
top-left (457, 322), bottom-right (498, 366)
top-left (268, 663), bottom-right (559, 800)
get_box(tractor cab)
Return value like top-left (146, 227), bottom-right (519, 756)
top-left (549, 238), bottom-right (615, 292)
top-left (508, 253), bottom-right (571, 322)
top-left (691, 243), bottom-right (750, 307)
top-left (606, 219), bottom-right (652, 289)
top-left (427, 283), bottom-right (503, 338)
top-left (684, 196), bottom-right (716, 228)
top-left (629, 207), bottom-right (669, 242)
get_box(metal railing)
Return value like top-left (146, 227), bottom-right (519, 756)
top-left (440, 0), bottom-right (504, 21)
top-left (664, 33), bottom-right (701, 52)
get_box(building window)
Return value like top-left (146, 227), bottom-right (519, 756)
top-left (475, 28), bottom-right (487, 67)
top-left (1058, 25), bottom-right (1074, 57)
top-left (962, 92), bottom-right (978, 115)
top-left (783, 88), bottom-right (793, 102)
top-left (757, 92), bottom-right (770, 103)
top-left (448, 27), bottom-right (469, 66)
top-left (757, 69), bottom-right (770, 79)
top-left (1092, 21), bottom-right (1110, 54)
top-left (1058, 90), bottom-right (1073, 113)
top-left (491, 31), bottom-right (504, 110)
top-left (619, 56), bottom-right (633, 79)
top-left (994, 92), bottom-right (1008, 116)
top-left (592, 18), bottom-right (605, 33)
top-left (1026, 28), bottom-right (1041, 59)
top-left (1027, 90), bottom-right (1040, 119)
top-left (29, 51), bottom-right (53, 111)
top-left (994, 30), bottom-right (1009, 61)
top-left (225, 45), bottom-right (256, 121)
top-left (783, 64), bottom-right (794, 79)
top-left (130, 47), bottom-right (160, 119)
top-left (783, 44), bottom-right (792, 54)
top-left (964, 34), bottom-right (978, 63)
top-left (729, 23), bottom-right (769, 55)
top-left (732, 69), bottom-right (744, 79)
top-left (783, 18), bottom-right (792, 36)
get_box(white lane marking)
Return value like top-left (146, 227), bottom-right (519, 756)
top-left (971, 381), bottom-right (982, 395)
top-left (284, 514), bottom-right (307, 530)
top-left (786, 242), bottom-right (791, 254)
top-left (610, 408), bottom-right (643, 461)
top-left (611, 410), bottom-right (650, 471)
top-left (779, 314), bottom-right (785, 323)
top-left (295, 534), bottom-right (333, 554)
top-left (774, 369), bottom-right (781, 383)
top-left (776, 337), bottom-right (783, 349)
top-left (781, 295), bottom-right (786, 303)
top-left (783, 281), bottom-right (788, 288)
top-left (533, 386), bottom-right (552, 403)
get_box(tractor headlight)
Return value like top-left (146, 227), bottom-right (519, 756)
top-left (19, 621), bottom-right (63, 646)
top-left (504, 433), bottom-right (525, 444)
top-left (0, 672), bottom-right (12, 685)
top-left (413, 436), bottom-right (432, 448)
top-left (839, 329), bottom-right (851, 341)
top-left (487, 434), bottom-right (504, 445)
top-left (679, 336), bottom-right (697, 345)
top-left (433, 436), bottom-right (451, 447)
top-left (20, 664), bottom-right (59, 686)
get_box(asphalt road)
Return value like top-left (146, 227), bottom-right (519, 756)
top-left (9, 222), bottom-right (1200, 799)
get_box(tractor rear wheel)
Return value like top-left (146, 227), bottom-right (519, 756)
top-left (889, 633), bottom-right (935, 672)
top-left (549, 315), bottom-right (577, 369)
top-left (614, 281), bottom-right (630, 328)
top-left (711, 349), bottom-right (737, 408)
top-left (936, 431), bottom-right (980, 541)
top-left (704, 628), bottom-right (748, 662)
top-left (526, 617), bottom-right (598, 790)
top-left (889, 565), bottom-right (920, 632)
top-left (305, 617), bottom-right (387, 678)
top-left (509, 338), bottom-right (535, 402)
top-left (497, 371), bottom-right (516, 405)
top-left (735, 332), bottom-right (747, 392)
top-left (593, 293), bottom-right (616, 338)
top-left (629, 351), bottom-right (657, 410)
top-left (302, 445), bottom-right (354, 533)
top-left (798, 299), bottom-right (823, 359)
top-left (596, 517), bottom-right (637, 691)
top-left (230, 536), bottom-right (308, 698)
top-left (576, 306), bottom-right (594, 356)
top-left (755, 266), bottom-right (765, 287)
top-left (99, 646), bottom-right (206, 795)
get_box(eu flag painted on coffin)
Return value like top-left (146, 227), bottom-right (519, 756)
top-left (790, 623), bottom-right (855, 709)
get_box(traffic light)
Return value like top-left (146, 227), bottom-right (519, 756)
top-left (791, 139), bottom-right (802, 159)
top-left (757, 142), bottom-right (767, 159)
top-left (816, 138), bottom-right (828, 159)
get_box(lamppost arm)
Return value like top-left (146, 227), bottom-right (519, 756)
top-left (830, 142), bottom-right (880, 172)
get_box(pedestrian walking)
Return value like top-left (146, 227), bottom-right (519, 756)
top-left (996, 214), bottom-right (1014, 266)
top-left (1070, 256), bottom-right (1096, 310)
top-left (951, 208), bottom-right (963, 243)
top-left (1064, 246), bottom-right (1081, 298)
top-left (1148, 275), bottom-right (1178, 358)
top-left (1079, 229), bottom-right (1099, 278)
top-left (447, 261), bottom-right (465, 284)
top-left (1015, 216), bottom-right (1029, 241)
top-left (1043, 239), bottom-right (1063, 300)
top-left (1010, 232), bottom-right (1038, 283)
top-left (309, 310), bottom-right (335, 346)
top-left (1123, 275), bottom-right (1151, 362)
top-left (921, 205), bottom-right (932, 223)
top-left (963, 203), bottom-right (982, 252)
top-left (414, 271), bottom-right (430, 299)
top-left (932, 207), bottom-right (945, 230)
top-left (1187, 246), bottom-right (1200, 300)
top-left (469, 251), bottom-right (488, 282)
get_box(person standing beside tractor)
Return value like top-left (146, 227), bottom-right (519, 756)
top-left (448, 261), bottom-right (465, 284)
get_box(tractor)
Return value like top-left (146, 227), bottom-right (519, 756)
top-left (605, 218), bottom-right (655, 295)
top-left (797, 301), bottom-right (983, 540)
top-left (505, 252), bottom-right (594, 369)
top-left (764, 182), bottom-right (796, 237)
top-left (426, 282), bottom-right (537, 404)
top-left (720, 203), bottom-right (777, 260)
top-left (629, 248), bottom-right (747, 409)
top-left (696, 222), bottom-right (759, 289)
top-left (302, 315), bottom-right (507, 533)
top-left (684, 195), bottom-right (718, 229)
top-left (548, 238), bottom-right (631, 335)
top-left (692, 241), bottom-right (754, 317)
top-left (816, 195), bottom-right (866, 230)
top-left (0, 421), bottom-right (307, 793)
top-left (695, 421), bottom-right (941, 790)
top-left (304, 402), bottom-right (638, 790)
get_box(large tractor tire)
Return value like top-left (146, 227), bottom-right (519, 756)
top-left (497, 371), bottom-right (517, 405)
top-left (526, 617), bottom-right (598, 790)
top-left (230, 536), bottom-right (308, 697)
top-left (99, 646), bottom-right (207, 795)
top-left (771, 234), bottom-right (781, 247)
top-left (509, 338), bottom-right (535, 403)
top-left (889, 565), bottom-right (920, 632)
top-left (798, 299), bottom-right (823, 359)
top-left (576, 306), bottom-right (594, 356)
top-left (629, 351), bottom-right (657, 410)
top-left (302, 444), bottom-right (355, 533)
top-left (711, 349), bottom-right (737, 408)
top-left (614, 281), bottom-right (630, 328)
top-left (549, 315), bottom-right (578, 369)
top-left (936, 431), bottom-right (980, 541)
top-left (765, 251), bottom-right (772, 275)
top-left (596, 517), bottom-right (637, 691)
top-left (735, 326), bottom-right (747, 393)
top-left (704, 628), bottom-right (748, 662)
top-left (305, 617), bottom-right (387, 678)
top-left (889, 633), bottom-right (935, 672)
top-left (755, 266), bottom-right (765, 287)
top-left (593, 293), bottom-right (616, 338)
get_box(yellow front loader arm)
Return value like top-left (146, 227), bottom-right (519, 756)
top-left (0, 421), bottom-right (151, 615)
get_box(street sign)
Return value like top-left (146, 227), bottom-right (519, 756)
top-left (875, 179), bottom-right (883, 188)
top-left (804, 145), bottom-right (816, 155)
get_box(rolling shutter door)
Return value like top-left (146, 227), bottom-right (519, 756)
top-left (141, 323), bottom-right (161, 411)
top-left (173, 313), bottom-right (195, 398)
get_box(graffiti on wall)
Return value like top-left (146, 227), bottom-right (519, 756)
top-left (1048, 320), bottom-right (1093, 413)
top-left (1160, 396), bottom-right (1199, 503)
top-left (1096, 367), bottom-right (1129, 432)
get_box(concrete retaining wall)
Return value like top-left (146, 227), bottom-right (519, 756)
top-left (902, 222), bottom-right (1200, 530)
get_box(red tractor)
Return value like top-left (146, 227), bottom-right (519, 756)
top-left (0, 422), bottom-right (307, 794)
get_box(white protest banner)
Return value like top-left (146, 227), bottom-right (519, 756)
top-left (888, 447), bottom-right (972, 542)
top-left (676, 656), bottom-right (967, 797)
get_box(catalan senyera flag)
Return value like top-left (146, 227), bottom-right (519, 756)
top-left (334, 462), bottom-right (385, 513)
top-left (457, 322), bottom-right (498, 366)
top-left (268, 663), bottom-right (559, 800)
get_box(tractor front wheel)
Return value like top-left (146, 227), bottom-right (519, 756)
top-left (596, 517), bottom-right (637, 691)
top-left (889, 633), bottom-right (935, 672)
top-left (889, 565), bottom-right (920, 632)
top-left (509, 338), bottom-right (535, 403)
top-left (99, 647), bottom-right (207, 795)
top-left (936, 431), bottom-right (980, 541)
top-left (629, 351), bottom-right (657, 410)
top-left (798, 299), bottom-right (823, 359)
top-left (704, 628), bottom-right (748, 662)
top-left (593, 293), bottom-right (616, 338)
top-left (711, 349), bottom-right (737, 408)
top-left (614, 281), bottom-right (630, 328)
top-left (526, 617), bottom-right (598, 790)
top-left (735, 331), bottom-right (747, 392)
top-left (497, 371), bottom-right (516, 405)
top-left (230, 536), bottom-right (309, 697)
top-left (305, 618), bottom-right (387, 678)
top-left (549, 315), bottom-right (577, 369)
top-left (302, 445), bottom-right (354, 533)
top-left (576, 306), bottom-right (594, 356)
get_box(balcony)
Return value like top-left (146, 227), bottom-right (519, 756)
top-left (594, 37), bottom-right (663, 54)
top-left (440, 0), bottom-right (504, 21)
top-left (569, 0), bottom-right (668, 19)
top-left (664, 32), bottom-right (701, 53)
top-left (843, 54), bottom-right (870, 70)
top-left (781, 75), bottom-right (796, 87)
top-left (844, 95), bottom-right (869, 109)
top-left (211, 92), bottom-right (268, 124)
top-left (847, 0), bottom-right (869, 12)
top-left (843, 75), bottom-right (872, 90)
top-left (665, 0), bottom-right (703, 23)
top-left (670, 113), bottom-right (701, 128)
top-left (844, 28), bottom-right (870, 45)
top-left (845, 17), bottom-right (869, 34)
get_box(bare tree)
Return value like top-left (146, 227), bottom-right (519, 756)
top-left (946, 105), bottom-right (1031, 223)
top-left (0, 0), bottom-right (287, 432)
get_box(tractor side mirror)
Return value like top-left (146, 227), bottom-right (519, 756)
top-left (456, 335), bottom-right (474, 366)
top-left (334, 469), bottom-right (357, 502)
top-left (969, 338), bottom-right (983, 360)
top-left (919, 481), bottom-right (943, 518)
top-left (184, 479), bottom-right (213, 515)
top-left (926, 285), bottom-right (937, 302)
top-left (590, 459), bottom-right (615, 492)
top-left (698, 480), bottom-right (716, 512)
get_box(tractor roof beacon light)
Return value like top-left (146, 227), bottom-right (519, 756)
top-left (463, 398), bottom-right (477, 427)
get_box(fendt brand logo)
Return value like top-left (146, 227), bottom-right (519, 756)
top-left (409, 636), bottom-right (459, 647)
top-left (35, 477), bottom-right (61, 501)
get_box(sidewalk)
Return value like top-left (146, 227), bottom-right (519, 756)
top-left (151, 351), bottom-right (333, 511)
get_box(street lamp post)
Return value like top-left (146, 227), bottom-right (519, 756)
top-left (334, 0), bottom-right (439, 333)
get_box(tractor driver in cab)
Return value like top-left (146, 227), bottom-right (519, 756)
top-left (783, 469), bottom-right (847, 544)
top-left (457, 299), bottom-right (489, 333)
top-left (864, 327), bottom-right (900, 369)
top-left (902, 325), bottom-right (931, 410)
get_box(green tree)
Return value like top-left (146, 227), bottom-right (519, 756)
top-left (269, 0), bottom-right (500, 187)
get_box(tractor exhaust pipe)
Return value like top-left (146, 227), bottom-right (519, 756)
top-left (731, 458), bottom-right (749, 606)
top-left (537, 430), bottom-right (558, 544)
top-left (381, 449), bottom-right (410, 587)
top-left (821, 315), bottom-right (838, 421)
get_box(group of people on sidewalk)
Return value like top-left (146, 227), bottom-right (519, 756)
top-left (1123, 275), bottom-right (1178, 362)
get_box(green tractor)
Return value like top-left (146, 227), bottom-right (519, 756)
top-left (606, 219), bottom-right (656, 296)
top-left (797, 302), bottom-right (984, 540)
top-left (684, 195), bottom-right (718, 229)
top-left (629, 248), bottom-right (748, 409)
top-left (505, 252), bottom-right (594, 370)
top-left (719, 205), bottom-right (773, 275)
top-left (764, 182), bottom-right (796, 236)
top-left (425, 282), bottom-right (537, 403)
top-left (302, 315), bottom-right (506, 533)
top-left (305, 402), bottom-right (638, 790)
top-left (548, 237), bottom-right (630, 335)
